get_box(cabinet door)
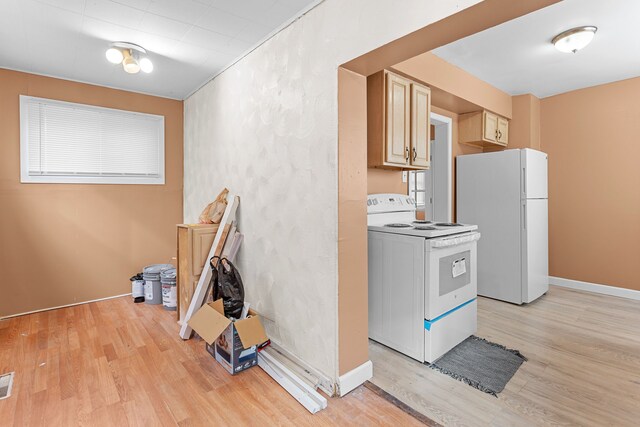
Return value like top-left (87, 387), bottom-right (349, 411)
top-left (410, 83), bottom-right (431, 168)
top-left (497, 116), bottom-right (509, 145)
top-left (192, 227), bottom-right (217, 276)
top-left (385, 73), bottom-right (411, 165)
top-left (483, 111), bottom-right (498, 142)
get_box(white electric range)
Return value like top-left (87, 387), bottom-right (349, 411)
top-left (367, 193), bottom-right (481, 363)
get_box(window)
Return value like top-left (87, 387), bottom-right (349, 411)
top-left (20, 96), bottom-right (165, 184)
top-left (409, 171), bottom-right (427, 209)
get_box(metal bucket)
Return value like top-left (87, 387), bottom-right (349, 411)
top-left (142, 264), bottom-right (173, 305)
top-left (160, 268), bottom-right (177, 311)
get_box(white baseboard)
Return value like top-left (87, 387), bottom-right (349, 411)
top-left (0, 293), bottom-right (132, 320)
top-left (549, 277), bottom-right (640, 301)
top-left (337, 360), bottom-right (373, 397)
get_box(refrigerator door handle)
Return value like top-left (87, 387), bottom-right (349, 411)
top-left (523, 202), bottom-right (527, 230)
top-left (522, 167), bottom-right (526, 197)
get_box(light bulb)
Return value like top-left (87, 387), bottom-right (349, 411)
top-left (122, 50), bottom-right (140, 74)
top-left (139, 57), bottom-right (153, 73)
top-left (105, 47), bottom-right (124, 64)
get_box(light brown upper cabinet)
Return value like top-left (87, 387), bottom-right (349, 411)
top-left (497, 116), bottom-right (509, 145)
top-left (385, 72), bottom-right (411, 165)
top-left (459, 110), bottom-right (509, 148)
top-left (368, 70), bottom-right (431, 170)
top-left (411, 83), bottom-right (431, 168)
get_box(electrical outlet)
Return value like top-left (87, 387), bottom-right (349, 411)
top-left (402, 171), bottom-right (408, 183)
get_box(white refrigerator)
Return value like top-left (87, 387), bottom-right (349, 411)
top-left (456, 148), bottom-right (548, 304)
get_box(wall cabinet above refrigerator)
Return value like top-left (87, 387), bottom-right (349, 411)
top-left (367, 70), bottom-right (431, 170)
top-left (459, 110), bottom-right (509, 148)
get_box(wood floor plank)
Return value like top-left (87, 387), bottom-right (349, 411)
top-left (370, 285), bottom-right (640, 427)
top-left (0, 296), bottom-right (424, 426)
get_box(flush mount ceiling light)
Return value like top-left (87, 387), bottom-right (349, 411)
top-left (552, 26), bottom-right (597, 53)
top-left (105, 42), bottom-right (153, 73)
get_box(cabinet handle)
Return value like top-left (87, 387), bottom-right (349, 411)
top-left (413, 147), bottom-right (417, 161)
top-left (405, 147), bottom-right (409, 162)
top-left (498, 130), bottom-right (502, 139)
top-left (495, 129), bottom-right (499, 139)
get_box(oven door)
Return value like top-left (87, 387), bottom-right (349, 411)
top-left (424, 232), bottom-right (480, 320)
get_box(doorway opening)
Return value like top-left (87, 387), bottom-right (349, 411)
top-left (409, 112), bottom-right (452, 222)
top-left (336, 0), bottom-right (559, 404)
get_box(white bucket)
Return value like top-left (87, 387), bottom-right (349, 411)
top-left (132, 280), bottom-right (145, 300)
top-left (160, 268), bottom-right (177, 311)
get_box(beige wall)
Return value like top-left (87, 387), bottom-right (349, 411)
top-left (508, 94), bottom-right (541, 150)
top-left (367, 169), bottom-right (406, 195)
top-left (0, 69), bottom-right (183, 317)
top-left (338, 68), bottom-right (369, 375)
top-left (393, 52), bottom-right (512, 119)
top-left (541, 77), bottom-right (640, 291)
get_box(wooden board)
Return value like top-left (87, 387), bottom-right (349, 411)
top-left (212, 223), bottom-right (232, 266)
top-left (177, 226), bottom-right (189, 321)
top-left (221, 224), bottom-right (237, 258)
top-left (179, 194), bottom-right (240, 339)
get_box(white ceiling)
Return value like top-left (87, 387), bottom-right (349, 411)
top-left (432, 0), bottom-right (640, 98)
top-left (0, 0), bottom-right (318, 99)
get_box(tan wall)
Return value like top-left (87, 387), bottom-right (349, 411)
top-left (367, 169), bottom-right (406, 195)
top-left (393, 52), bottom-right (512, 119)
top-left (508, 94), bottom-right (541, 150)
top-left (337, 68), bottom-right (369, 375)
top-left (0, 69), bottom-right (183, 317)
top-left (541, 77), bottom-right (640, 291)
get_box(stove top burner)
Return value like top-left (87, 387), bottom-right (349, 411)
top-left (412, 220), bottom-right (433, 224)
top-left (413, 226), bottom-right (437, 230)
top-left (384, 223), bottom-right (412, 228)
top-left (435, 222), bottom-right (463, 227)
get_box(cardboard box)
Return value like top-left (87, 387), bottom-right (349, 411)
top-left (188, 299), bottom-right (268, 375)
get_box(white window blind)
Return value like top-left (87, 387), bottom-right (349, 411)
top-left (20, 95), bottom-right (165, 184)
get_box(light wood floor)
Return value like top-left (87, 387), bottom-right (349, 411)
top-left (0, 297), bottom-right (423, 426)
top-left (369, 285), bottom-right (640, 426)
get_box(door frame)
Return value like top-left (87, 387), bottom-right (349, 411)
top-left (430, 112), bottom-right (453, 222)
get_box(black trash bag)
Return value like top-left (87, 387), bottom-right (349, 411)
top-left (209, 256), bottom-right (245, 319)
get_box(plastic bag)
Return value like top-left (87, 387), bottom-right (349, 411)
top-left (198, 188), bottom-right (229, 224)
top-left (209, 256), bottom-right (245, 319)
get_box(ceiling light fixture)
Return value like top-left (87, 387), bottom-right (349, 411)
top-left (105, 42), bottom-right (153, 74)
top-left (552, 26), bottom-right (597, 53)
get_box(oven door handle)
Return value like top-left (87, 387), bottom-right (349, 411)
top-left (431, 232), bottom-right (481, 248)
